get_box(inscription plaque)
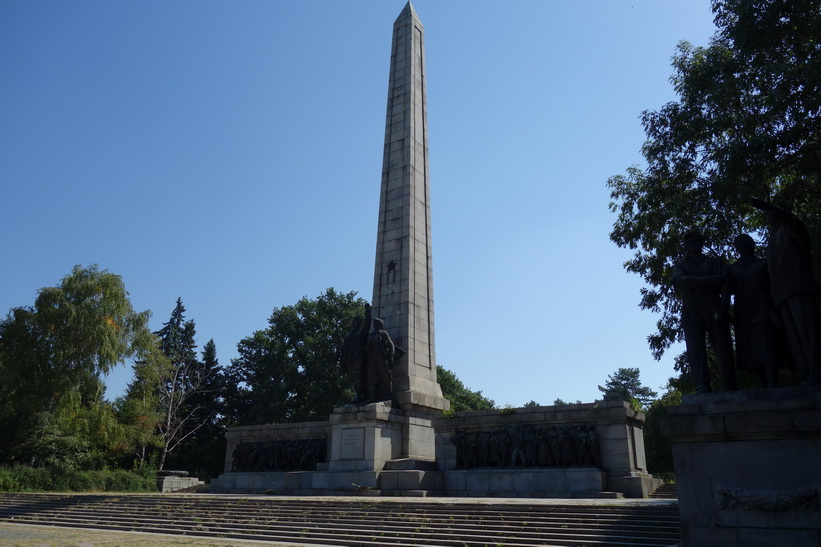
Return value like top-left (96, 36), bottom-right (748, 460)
top-left (341, 427), bottom-right (365, 460)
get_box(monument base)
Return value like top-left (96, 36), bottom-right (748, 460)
top-left (329, 401), bottom-right (438, 467)
top-left (661, 386), bottom-right (821, 546)
top-left (211, 401), bottom-right (445, 495)
top-left (434, 401), bottom-right (661, 498)
top-left (212, 400), bottom-right (660, 499)
top-left (328, 402), bottom-right (403, 472)
top-left (442, 468), bottom-right (615, 498)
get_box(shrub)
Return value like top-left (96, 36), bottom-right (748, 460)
top-left (0, 465), bottom-right (156, 492)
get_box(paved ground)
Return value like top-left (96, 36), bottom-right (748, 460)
top-left (0, 522), bottom-right (293, 547)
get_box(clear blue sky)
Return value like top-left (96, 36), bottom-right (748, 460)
top-left (1, 1), bottom-right (716, 406)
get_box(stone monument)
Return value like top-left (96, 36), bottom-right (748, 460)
top-left (370, 1), bottom-right (448, 415)
top-left (212, 2), bottom-right (657, 498)
top-left (324, 1), bottom-right (448, 485)
top-left (662, 203), bottom-right (821, 544)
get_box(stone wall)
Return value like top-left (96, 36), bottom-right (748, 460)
top-left (434, 400), bottom-right (659, 498)
top-left (221, 420), bottom-right (331, 474)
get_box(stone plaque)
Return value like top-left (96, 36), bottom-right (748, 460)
top-left (340, 427), bottom-right (365, 460)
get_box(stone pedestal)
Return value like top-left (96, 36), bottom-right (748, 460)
top-left (328, 401), bottom-right (439, 467)
top-left (303, 402), bottom-right (442, 492)
top-left (328, 402), bottom-right (404, 472)
top-left (661, 386), bottom-right (821, 546)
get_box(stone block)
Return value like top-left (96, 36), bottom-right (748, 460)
top-left (663, 388), bottom-right (821, 545)
top-left (235, 474), bottom-right (250, 489)
top-left (793, 409), bottom-right (821, 433)
top-left (606, 473), bottom-right (660, 499)
top-left (444, 472), bottom-right (466, 491)
top-left (380, 472), bottom-right (398, 490)
top-left (475, 471), bottom-right (514, 492)
top-left (564, 470), bottom-right (607, 492)
top-left (311, 472), bottom-right (329, 490)
top-left (736, 528), bottom-right (821, 546)
top-left (397, 471), bottom-right (423, 490)
top-left (661, 414), bottom-right (727, 439)
top-left (723, 411), bottom-right (793, 437)
top-left (326, 471), bottom-right (379, 490)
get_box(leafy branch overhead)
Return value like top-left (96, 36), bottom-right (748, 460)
top-left (607, 0), bottom-right (821, 362)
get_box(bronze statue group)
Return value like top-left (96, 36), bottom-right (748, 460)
top-left (673, 199), bottom-right (820, 393)
top-left (341, 304), bottom-right (405, 404)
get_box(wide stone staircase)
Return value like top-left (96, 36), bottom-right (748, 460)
top-left (0, 493), bottom-right (679, 546)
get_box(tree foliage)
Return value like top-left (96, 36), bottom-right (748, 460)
top-left (0, 265), bottom-right (153, 467)
top-left (115, 341), bottom-right (168, 466)
top-left (153, 298), bottom-right (220, 470)
top-left (164, 338), bottom-right (226, 478)
top-left (642, 387), bottom-right (682, 479)
top-left (607, 0), bottom-right (821, 364)
top-left (553, 398), bottom-right (582, 406)
top-left (436, 365), bottom-right (495, 412)
top-left (598, 367), bottom-right (658, 409)
top-left (223, 288), bottom-right (366, 425)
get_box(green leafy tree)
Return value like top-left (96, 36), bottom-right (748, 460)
top-left (436, 365), bottom-right (495, 412)
top-left (642, 386), bottom-right (682, 479)
top-left (223, 288), bottom-right (366, 425)
top-left (115, 341), bottom-right (168, 466)
top-left (598, 367), bottom-right (658, 409)
top-left (553, 398), bottom-right (582, 406)
top-left (607, 0), bottom-right (821, 366)
top-left (0, 265), bottom-right (153, 467)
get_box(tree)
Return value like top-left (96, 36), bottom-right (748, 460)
top-left (223, 288), bottom-right (366, 425)
top-left (164, 338), bottom-right (226, 478)
top-left (115, 341), bottom-right (169, 466)
top-left (436, 365), bottom-right (495, 412)
top-left (151, 298), bottom-right (218, 470)
top-left (598, 367), bottom-right (658, 409)
top-left (0, 265), bottom-right (153, 467)
top-left (607, 0), bottom-right (821, 367)
top-left (553, 398), bottom-right (582, 406)
top-left (642, 386), bottom-right (682, 479)
top-left (188, 339), bottom-right (224, 429)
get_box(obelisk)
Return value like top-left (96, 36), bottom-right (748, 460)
top-left (372, 1), bottom-right (448, 413)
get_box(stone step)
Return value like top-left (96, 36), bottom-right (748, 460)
top-left (649, 483), bottom-right (678, 499)
top-left (0, 501), bottom-right (680, 528)
top-left (433, 490), bottom-right (625, 499)
top-left (0, 493), bottom-right (679, 518)
top-left (0, 493), bottom-right (680, 546)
